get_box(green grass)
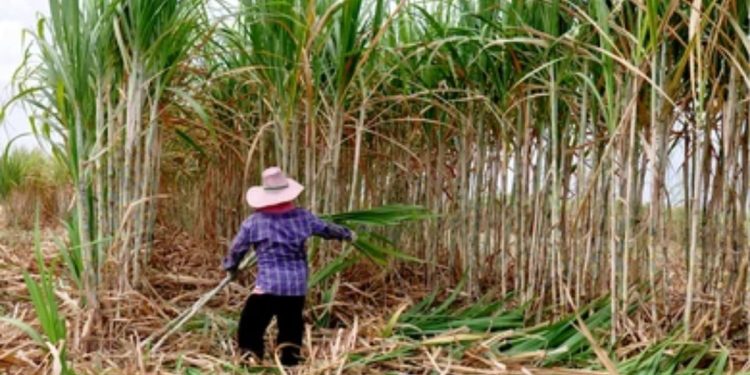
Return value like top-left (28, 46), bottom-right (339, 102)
top-left (2, 210), bottom-right (72, 374)
top-left (0, 146), bottom-right (70, 229)
top-left (0, 147), bottom-right (66, 201)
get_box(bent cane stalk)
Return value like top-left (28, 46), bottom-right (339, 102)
top-left (144, 252), bottom-right (258, 353)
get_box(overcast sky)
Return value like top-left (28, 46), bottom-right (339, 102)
top-left (0, 0), bottom-right (47, 150)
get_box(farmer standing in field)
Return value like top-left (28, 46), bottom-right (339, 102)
top-left (222, 166), bottom-right (355, 366)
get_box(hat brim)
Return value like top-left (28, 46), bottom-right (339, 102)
top-left (245, 178), bottom-right (304, 208)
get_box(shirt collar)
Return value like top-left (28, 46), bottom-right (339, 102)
top-left (257, 201), bottom-right (296, 214)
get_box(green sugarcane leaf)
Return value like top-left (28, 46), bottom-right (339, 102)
top-left (430, 274), bottom-right (468, 316)
top-left (710, 350), bottom-right (729, 375)
top-left (174, 129), bottom-right (207, 157)
top-left (404, 290), bottom-right (438, 318)
top-left (170, 88), bottom-right (215, 142)
top-left (0, 316), bottom-right (45, 346)
top-left (309, 253), bottom-right (358, 288)
top-left (350, 238), bottom-right (388, 266)
top-left (365, 239), bottom-right (422, 263)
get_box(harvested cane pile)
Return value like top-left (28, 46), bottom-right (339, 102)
top-left (0, 219), bottom-right (742, 374)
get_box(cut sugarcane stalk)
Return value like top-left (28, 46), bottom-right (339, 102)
top-left (142, 252), bottom-right (257, 353)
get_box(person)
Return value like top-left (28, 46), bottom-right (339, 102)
top-left (222, 166), bottom-right (355, 366)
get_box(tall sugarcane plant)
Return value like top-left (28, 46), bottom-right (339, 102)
top-left (14, 0), bottom-right (114, 308)
top-left (112, 0), bottom-right (203, 288)
top-left (13, 0), bottom-right (204, 306)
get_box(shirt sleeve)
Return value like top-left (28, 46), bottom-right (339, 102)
top-left (222, 216), bottom-right (258, 271)
top-left (308, 211), bottom-right (352, 240)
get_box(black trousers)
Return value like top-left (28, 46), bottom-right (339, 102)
top-left (237, 293), bottom-right (305, 365)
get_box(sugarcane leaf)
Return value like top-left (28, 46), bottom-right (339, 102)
top-left (350, 237), bottom-right (388, 266)
top-left (382, 304), bottom-right (409, 338)
top-left (0, 316), bottom-right (45, 346)
top-left (365, 239), bottom-right (422, 263)
top-left (309, 253), bottom-right (358, 288)
top-left (710, 350), bottom-right (729, 375)
top-left (430, 274), bottom-right (468, 316)
top-left (174, 129), bottom-right (207, 157)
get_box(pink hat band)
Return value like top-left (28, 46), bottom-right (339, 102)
top-left (262, 169), bottom-right (290, 190)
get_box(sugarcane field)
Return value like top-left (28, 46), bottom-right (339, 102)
top-left (2, 0), bottom-right (750, 373)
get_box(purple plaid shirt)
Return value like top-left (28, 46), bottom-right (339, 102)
top-left (222, 208), bottom-right (352, 296)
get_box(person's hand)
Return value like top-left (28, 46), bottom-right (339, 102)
top-left (227, 268), bottom-right (238, 280)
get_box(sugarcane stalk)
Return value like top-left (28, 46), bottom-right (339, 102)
top-left (575, 63), bottom-right (589, 306)
top-left (685, 0), bottom-right (705, 336)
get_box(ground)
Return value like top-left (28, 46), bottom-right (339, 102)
top-left (0, 206), bottom-right (743, 374)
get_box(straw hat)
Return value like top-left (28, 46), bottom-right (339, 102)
top-left (245, 167), bottom-right (304, 208)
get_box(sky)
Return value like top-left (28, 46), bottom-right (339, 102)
top-left (0, 0), bottom-right (47, 150)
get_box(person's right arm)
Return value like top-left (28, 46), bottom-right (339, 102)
top-left (222, 217), bottom-right (256, 271)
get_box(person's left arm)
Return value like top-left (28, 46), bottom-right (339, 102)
top-left (308, 211), bottom-right (355, 241)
